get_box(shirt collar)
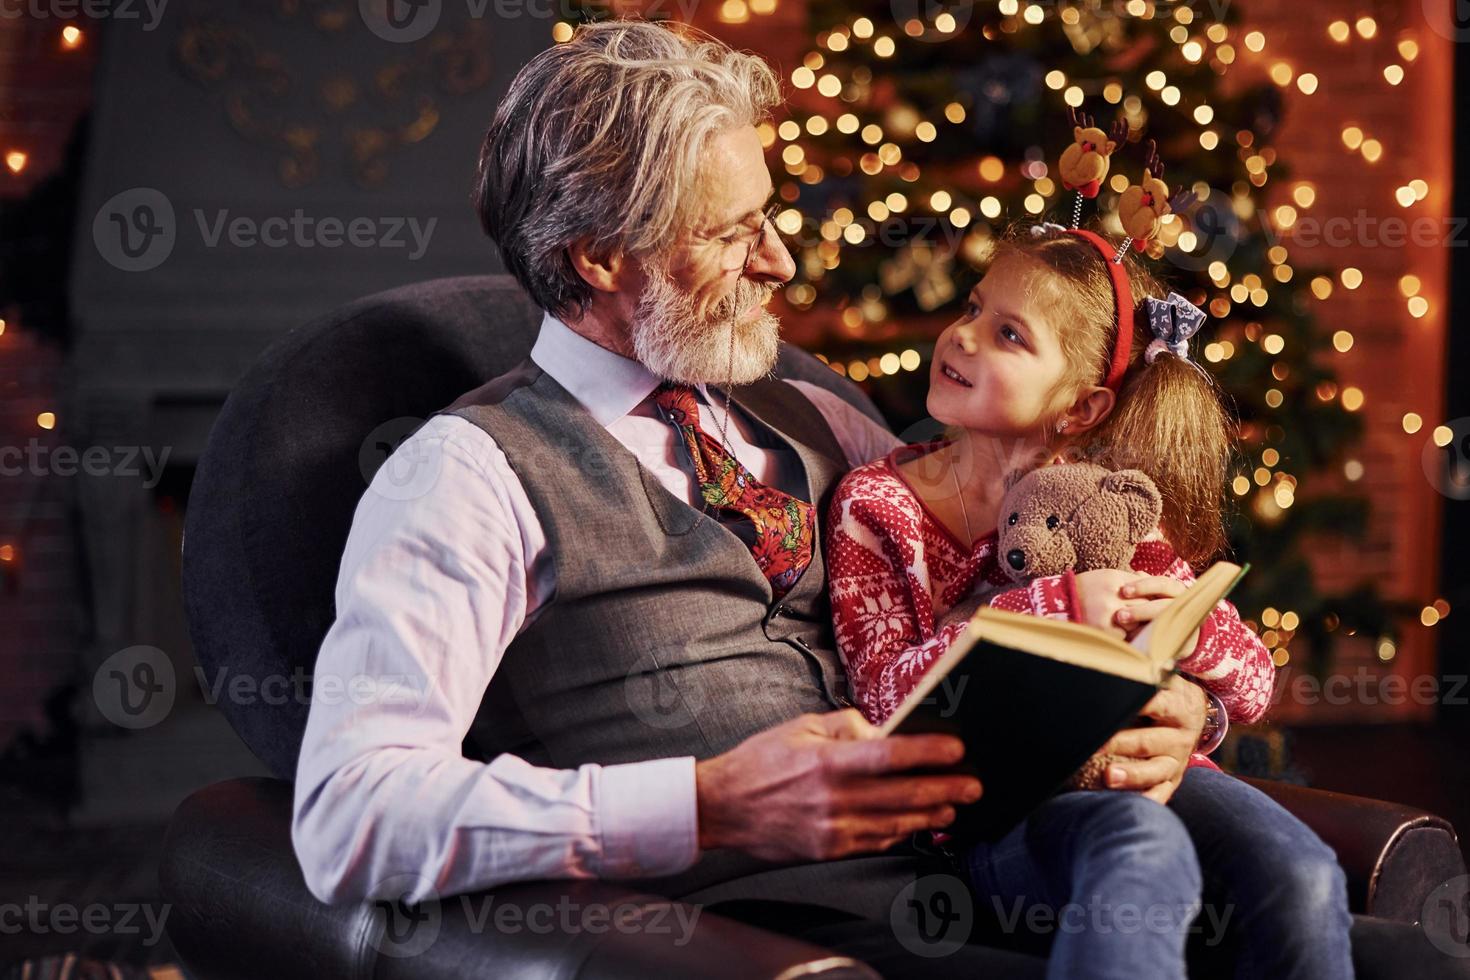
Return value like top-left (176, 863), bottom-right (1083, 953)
top-left (529, 310), bottom-right (714, 427)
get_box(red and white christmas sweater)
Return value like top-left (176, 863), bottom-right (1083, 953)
top-left (824, 442), bottom-right (1276, 771)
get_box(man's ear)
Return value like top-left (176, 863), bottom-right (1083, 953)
top-left (567, 238), bottom-right (629, 294)
top-left (1061, 385), bottom-right (1115, 435)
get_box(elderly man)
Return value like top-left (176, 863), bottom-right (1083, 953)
top-left (290, 19), bottom-right (1204, 977)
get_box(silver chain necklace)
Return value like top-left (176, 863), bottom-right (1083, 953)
top-left (949, 442), bottom-right (974, 547)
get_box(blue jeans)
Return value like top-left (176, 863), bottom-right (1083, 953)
top-left (964, 765), bottom-right (1354, 980)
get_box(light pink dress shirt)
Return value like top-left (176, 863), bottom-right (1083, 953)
top-left (291, 311), bottom-right (902, 904)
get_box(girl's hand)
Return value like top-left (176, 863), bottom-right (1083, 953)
top-left (1073, 569), bottom-right (1147, 638)
top-left (1115, 575), bottom-right (1201, 652)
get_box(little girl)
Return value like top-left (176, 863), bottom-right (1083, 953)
top-left (825, 222), bottom-right (1353, 978)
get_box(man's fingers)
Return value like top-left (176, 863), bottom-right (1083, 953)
top-left (849, 807), bottom-right (958, 848)
top-left (1105, 755), bottom-right (1179, 790)
top-left (1099, 726), bottom-right (1185, 759)
top-left (825, 731), bottom-right (966, 776)
top-left (1141, 781), bottom-right (1179, 805)
top-left (839, 775), bottom-right (982, 811)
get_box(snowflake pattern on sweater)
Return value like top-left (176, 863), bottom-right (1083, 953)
top-left (824, 442), bottom-right (1276, 769)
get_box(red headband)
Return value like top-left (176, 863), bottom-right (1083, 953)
top-left (1063, 229), bottom-right (1133, 392)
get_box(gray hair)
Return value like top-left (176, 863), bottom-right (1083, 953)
top-left (473, 19), bottom-right (782, 319)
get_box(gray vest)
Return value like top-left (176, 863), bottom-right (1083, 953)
top-left (434, 359), bottom-right (940, 906)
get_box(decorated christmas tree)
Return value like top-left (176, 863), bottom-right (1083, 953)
top-left (755, 1), bottom-right (1414, 676)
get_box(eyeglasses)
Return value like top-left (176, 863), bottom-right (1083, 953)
top-left (722, 202), bottom-right (783, 275)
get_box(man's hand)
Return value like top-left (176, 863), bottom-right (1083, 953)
top-left (695, 710), bottom-right (982, 862)
top-left (1095, 674), bottom-right (1206, 805)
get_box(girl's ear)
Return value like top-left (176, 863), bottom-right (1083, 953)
top-left (1062, 385), bottom-right (1115, 435)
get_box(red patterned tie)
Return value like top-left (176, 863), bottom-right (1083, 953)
top-left (653, 382), bottom-right (815, 600)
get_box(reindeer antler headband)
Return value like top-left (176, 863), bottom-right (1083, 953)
top-left (1046, 123), bottom-right (1207, 391)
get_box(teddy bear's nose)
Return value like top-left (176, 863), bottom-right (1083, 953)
top-left (1006, 549), bottom-right (1027, 571)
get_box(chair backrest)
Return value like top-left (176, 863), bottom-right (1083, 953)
top-left (182, 275), bottom-right (890, 779)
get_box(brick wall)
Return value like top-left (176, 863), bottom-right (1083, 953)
top-left (1234, 3), bottom-right (1454, 723)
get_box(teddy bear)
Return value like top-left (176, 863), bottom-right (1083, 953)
top-left (996, 461), bottom-right (1163, 583)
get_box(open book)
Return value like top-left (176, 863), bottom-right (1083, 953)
top-left (880, 561), bottom-right (1250, 842)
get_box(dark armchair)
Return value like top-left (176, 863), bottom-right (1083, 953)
top-left (164, 275), bottom-right (1466, 978)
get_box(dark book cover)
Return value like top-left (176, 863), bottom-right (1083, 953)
top-left (882, 561), bottom-right (1248, 843)
top-left (895, 643), bottom-right (1160, 842)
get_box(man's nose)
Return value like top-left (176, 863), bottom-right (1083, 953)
top-left (746, 224), bottom-right (795, 284)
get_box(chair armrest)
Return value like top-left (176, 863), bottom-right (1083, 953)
top-left (1241, 777), bottom-right (1467, 923)
top-left (160, 777), bottom-right (876, 980)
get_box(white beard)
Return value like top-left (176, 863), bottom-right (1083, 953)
top-left (629, 267), bottom-right (781, 386)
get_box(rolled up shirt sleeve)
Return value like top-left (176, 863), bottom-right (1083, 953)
top-left (290, 415), bottom-right (699, 905)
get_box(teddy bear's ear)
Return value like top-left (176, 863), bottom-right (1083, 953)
top-left (1099, 469), bottom-right (1164, 540)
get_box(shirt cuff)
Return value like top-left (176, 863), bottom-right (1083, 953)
top-left (595, 756), bottom-right (700, 879)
